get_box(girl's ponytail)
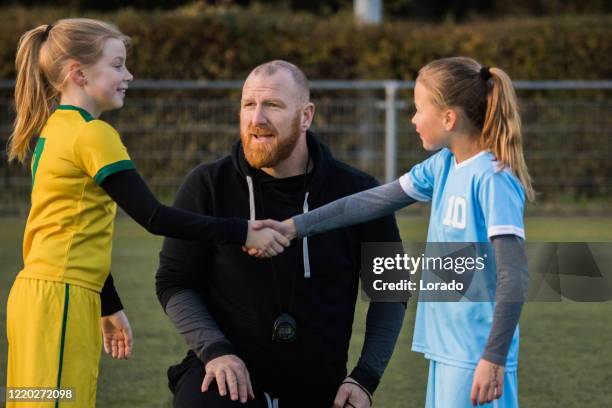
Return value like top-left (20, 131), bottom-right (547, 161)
top-left (418, 57), bottom-right (535, 202)
top-left (481, 67), bottom-right (535, 201)
top-left (8, 24), bottom-right (57, 163)
top-left (8, 18), bottom-right (129, 164)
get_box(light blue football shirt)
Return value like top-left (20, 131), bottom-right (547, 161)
top-left (399, 148), bottom-right (525, 371)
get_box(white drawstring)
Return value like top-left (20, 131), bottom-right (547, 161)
top-left (302, 192), bottom-right (311, 278)
top-left (246, 175), bottom-right (311, 279)
top-left (264, 392), bottom-right (272, 407)
top-left (263, 392), bottom-right (279, 408)
top-left (246, 175), bottom-right (255, 221)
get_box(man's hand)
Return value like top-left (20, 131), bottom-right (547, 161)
top-left (202, 354), bottom-right (255, 404)
top-left (244, 219), bottom-right (296, 258)
top-left (333, 377), bottom-right (372, 408)
top-left (470, 359), bottom-right (504, 406)
top-left (101, 310), bottom-right (133, 360)
top-left (245, 220), bottom-right (290, 257)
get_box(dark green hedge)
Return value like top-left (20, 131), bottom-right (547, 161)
top-left (0, 6), bottom-right (610, 80)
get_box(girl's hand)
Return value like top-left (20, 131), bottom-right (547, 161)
top-left (101, 310), bottom-right (133, 360)
top-left (333, 377), bottom-right (372, 408)
top-left (245, 220), bottom-right (291, 258)
top-left (243, 219), bottom-right (296, 258)
top-left (470, 359), bottom-right (504, 406)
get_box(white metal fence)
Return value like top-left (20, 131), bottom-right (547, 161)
top-left (1, 80), bottom-right (610, 215)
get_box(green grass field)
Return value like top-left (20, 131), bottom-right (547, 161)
top-left (1, 216), bottom-right (611, 407)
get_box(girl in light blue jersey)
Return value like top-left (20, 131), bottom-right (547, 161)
top-left (254, 57), bottom-right (534, 408)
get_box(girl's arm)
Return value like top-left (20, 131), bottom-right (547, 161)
top-left (472, 234), bottom-right (528, 403)
top-left (482, 234), bottom-right (529, 365)
top-left (292, 179), bottom-right (416, 239)
top-left (100, 272), bottom-right (123, 316)
top-left (101, 169), bottom-right (288, 253)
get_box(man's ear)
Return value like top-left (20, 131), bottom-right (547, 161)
top-left (301, 102), bottom-right (315, 131)
top-left (66, 61), bottom-right (87, 86)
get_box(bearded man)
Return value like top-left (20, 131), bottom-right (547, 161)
top-left (155, 60), bottom-right (406, 408)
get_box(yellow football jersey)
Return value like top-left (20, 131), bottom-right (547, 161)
top-left (18, 105), bottom-right (135, 292)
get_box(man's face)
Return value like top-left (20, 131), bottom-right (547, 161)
top-left (240, 70), bottom-right (304, 169)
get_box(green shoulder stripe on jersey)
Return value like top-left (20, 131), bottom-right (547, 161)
top-left (94, 160), bottom-right (136, 185)
top-left (55, 284), bottom-right (69, 408)
top-left (31, 137), bottom-right (46, 185)
top-left (57, 104), bottom-right (94, 122)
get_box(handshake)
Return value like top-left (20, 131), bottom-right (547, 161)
top-left (243, 219), bottom-right (297, 258)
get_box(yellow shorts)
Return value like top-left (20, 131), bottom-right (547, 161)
top-left (6, 277), bottom-right (101, 408)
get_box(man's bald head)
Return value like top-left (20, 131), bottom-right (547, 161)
top-left (240, 60), bottom-right (316, 174)
top-left (248, 60), bottom-right (310, 102)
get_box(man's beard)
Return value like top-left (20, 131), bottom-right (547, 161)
top-left (241, 113), bottom-right (301, 169)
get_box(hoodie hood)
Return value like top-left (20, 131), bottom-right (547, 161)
top-left (231, 130), bottom-right (333, 279)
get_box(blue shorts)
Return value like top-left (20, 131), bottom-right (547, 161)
top-left (425, 360), bottom-right (519, 408)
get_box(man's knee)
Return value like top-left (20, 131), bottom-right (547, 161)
top-left (169, 357), bottom-right (267, 408)
top-left (174, 383), bottom-right (252, 408)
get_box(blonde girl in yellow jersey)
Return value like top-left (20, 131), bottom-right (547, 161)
top-left (5, 18), bottom-right (288, 407)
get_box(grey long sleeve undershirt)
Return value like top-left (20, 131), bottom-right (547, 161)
top-left (485, 235), bottom-right (529, 366)
top-left (293, 180), bottom-right (416, 239)
top-left (165, 289), bottom-right (232, 363)
top-left (353, 301), bottom-right (405, 380)
top-left (164, 288), bottom-right (405, 383)
top-left (291, 179), bottom-right (529, 366)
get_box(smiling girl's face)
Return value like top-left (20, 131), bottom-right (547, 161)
top-left (80, 38), bottom-right (133, 114)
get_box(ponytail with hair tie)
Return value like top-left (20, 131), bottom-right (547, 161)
top-left (481, 66), bottom-right (535, 201)
top-left (417, 57), bottom-right (535, 202)
top-left (480, 66), bottom-right (492, 81)
top-left (42, 24), bottom-right (54, 41)
top-left (8, 18), bottom-right (129, 164)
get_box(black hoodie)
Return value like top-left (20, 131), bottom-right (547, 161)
top-left (156, 131), bottom-right (401, 398)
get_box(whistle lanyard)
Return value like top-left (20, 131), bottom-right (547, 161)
top-left (248, 155), bottom-right (311, 340)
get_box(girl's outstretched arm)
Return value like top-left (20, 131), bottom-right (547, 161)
top-left (291, 179), bottom-right (416, 239)
top-left (101, 169), bottom-right (289, 256)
